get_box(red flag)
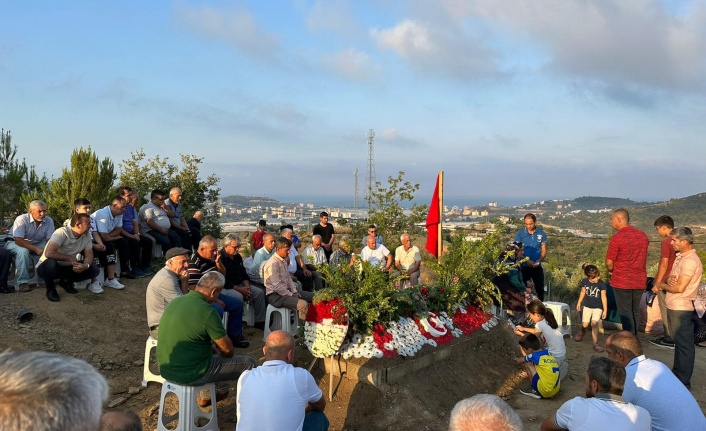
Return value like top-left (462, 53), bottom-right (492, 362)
top-left (425, 173), bottom-right (441, 257)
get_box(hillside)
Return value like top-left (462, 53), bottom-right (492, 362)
top-left (221, 195), bottom-right (281, 206)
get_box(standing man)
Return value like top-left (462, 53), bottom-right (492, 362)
top-left (249, 220), bottom-right (267, 256)
top-left (312, 212), bottom-right (335, 260)
top-left (395, 234), bottom-right (422, 286)
top-left (653, 227), bottom-right (702, 388)
top-left (145, 247), bottom-right (190, 339)
top-left (515, 213), bottom-right (547, 301)
top-left (236, 330), bottom-right (328, 431)
top-left (37, 213), bottom-right (100, 302)
top-left (649, 215), bottom-right (676, 349)
top-left (605, 208), bottom-right (649, 335)
top-left (164, 187), bottom-right (192, 251)
top-left (4, 200), bottom-right (54, 292)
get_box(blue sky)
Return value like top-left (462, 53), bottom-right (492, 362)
top-left (1, 0), bottom-right (705, 205)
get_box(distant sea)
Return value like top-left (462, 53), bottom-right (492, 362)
top-left (268, 195), bottom-right (545, 208)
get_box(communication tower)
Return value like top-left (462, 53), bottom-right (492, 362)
top-left (354, 168), bottom-right (359, 213)
top-left (365, 129), bottom-right (375, 211)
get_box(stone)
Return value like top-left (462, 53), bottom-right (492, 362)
top-left (128, 386), bottom-right (141, 395)
top-left (133, 359), bottom-right (144, 366)
top-left (107, 397), bottom-right (127, 408)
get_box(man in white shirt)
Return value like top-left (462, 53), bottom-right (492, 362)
top-left (360, 235), bottom-right (392, 271)
top-left (606, 331), bottom-right (706, 431)
top-left (139, 189), bottom-right (180, 254)
top-left (302, 235), bottom-right (327, 266)
top-left (540, 356), bottom-right (651, 431)
top-left (236, 330), bottom-right (328, 431)
top-left (394, 234), bottom-right (421, 286)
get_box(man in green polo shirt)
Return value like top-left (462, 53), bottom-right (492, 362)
top-left (157, 271), bottom-right (256, 404)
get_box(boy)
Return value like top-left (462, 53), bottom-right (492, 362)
top-left (516, 333), bottom-right (560, 399)
top-left (650, 215), bottom-right (676, 349)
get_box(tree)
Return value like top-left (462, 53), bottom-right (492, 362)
top-left (39, 147), bottom-right (116, 223)
top-left (366, 171), bottom-right (427, 245)
top-left (118, 150), bottom-right (222, 238)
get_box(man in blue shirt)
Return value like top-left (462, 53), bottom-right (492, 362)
top-left (515, 213), bottom-right (547, 301)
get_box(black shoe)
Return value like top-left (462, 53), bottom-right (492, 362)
top-left (46, 289), bottom-right (60, 302)
top-left (62, 283), bottom-right (78, 294)
top-left (233, 340), bottom-right (250, 348)
top-left (232, 335), bottom-right (245, 342)
top-left (254, 321), bottom-right (265, 331)
top-left (121, 271), bottom-right (136, 279)
top-left (649, 338), bottom-right (675, 349)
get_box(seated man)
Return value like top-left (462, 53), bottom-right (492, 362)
top-left (250, 219), bottom-right (267, 256)
top-left (606, 331), bottom-right (706, 430)
top-left (186, 210), bottom-right (204, 251)
top-left (0, 350), bottom-right (109, 431)
top-left (157, 271), bottom-right (256, 405)
top-left (282, 228), bottom-right (322, 292)
top-left (139, 189), bottom-right (180, 253)
top-left (145, 247), bottom-right (190, 339)
top-left (37, 213), bottom-right (100, 302)
top-left (164, 187), bottom-right (192, 251)
top-left (279, 224), bottom-right (301, 250)
top-left (394, 234), bottom-right (422, 286)
top-left (189, 235), bottom-right (249, 348)
top-left (329, 236), bottom-right (356, 268)
top-left (4, 200), bottom-right (54, 292)
top-left (303, 235), bottom-right (327, 266)
top-left (263, 236), bottom-right (314, 321)
top-left (540, 356), bottom-right (651, 430)
top-left (0, 248), bottom-right (12, 294)
top-left (361, 224), bottom-right (384, 248)
top-left (236, 330), bottom-right (328, 431)
top-left (247, 233), bottom-right (275, 285)
top-left (118, 186), bottom-right (154, 276)
top-left (217, 233), bottom-right (266, 331)
top-left (360, 235), bottom-right (393, 272)
top-left (93, 196), bottom-right (142, 279)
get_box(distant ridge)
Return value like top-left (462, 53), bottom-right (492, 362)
top-left (221, 195), bottom-right (281, 206)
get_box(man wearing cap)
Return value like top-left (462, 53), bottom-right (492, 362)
top-left (145, 247), bottom-right (191, 339)
top-left (515, 213), bottom-right (547, 301)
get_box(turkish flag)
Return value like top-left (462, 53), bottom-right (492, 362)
top-left (425, 173), bottom-right (441, 257)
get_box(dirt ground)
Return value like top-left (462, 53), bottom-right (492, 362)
top-left (1, 277), bottom-right (704, 430)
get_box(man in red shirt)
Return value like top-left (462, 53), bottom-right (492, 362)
top-left (249, 220), bottom-right (267, 256)
top-left (605, 208), bottom-right (649, 335)
top-left (649, 215), bottom-right (677, 349)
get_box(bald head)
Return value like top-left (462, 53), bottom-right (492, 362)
top-left (606, 330), bottom-right (643, 366)
top-left (264, 330), bottom-right (295, 362)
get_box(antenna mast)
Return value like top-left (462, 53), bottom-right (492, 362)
top-left (354, 168), bottom-right (359, 214)
top-left (365, 129), bottom-right (375, 212)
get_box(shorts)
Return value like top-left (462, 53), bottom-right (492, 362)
top-left (582, 306), bottom-right (602, 324)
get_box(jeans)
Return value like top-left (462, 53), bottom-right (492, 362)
top-left (667, 308), bottom-right (695, 386)
top-left (303, 411), bottom-right (330, 431)
top-left (613, 288), bottom-right (643, 334)
top-left (212, 293), bottom-right (244, 337)
top-left (187, 354), bottom-right (256, 386)
top-left (147, 229), bottom-right (181, 254)
top-left (221, 285), bottom-right (267, 323)
top-left (5, 240), bottom-right (46, 284)
top-left (37, 259), bottom-right (100, 291)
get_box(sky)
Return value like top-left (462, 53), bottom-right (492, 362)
top-left (1, 0), bottom-right (706, 206)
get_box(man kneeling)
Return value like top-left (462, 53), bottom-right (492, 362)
top-left (236, 330), bottom-right (328, 431)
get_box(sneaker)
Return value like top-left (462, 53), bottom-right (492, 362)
top-left (19, 283), bottom-right (32, 292)
top-left (649, 338), bottom-right (675, 349)
top-left (519, 387), bottom-right (542, 399)
top-left (140, 267), bottom-right (154, 276)
top-left (574, 331), bottom-right (584, 342)
top-left (103, 278), bottom-right (125, 290)
top-left (88, 281), bottom-right (104, 294)
top-left (593, 343), bottom-right (604, 353)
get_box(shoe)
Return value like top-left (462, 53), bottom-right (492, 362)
top-left (61, 283), bottom-right (78, 294)
top-left (574, 331), bottom-right (584, 342)
top-left (254, 321), bottom-right (265, 331)
top-left (88, 281), bottom-right (104, 294)
top-left (140, 267), bottom-right (154, 276)
top-left (121, 271), bottom-right (136, 279)
top-left (197, 387), bottom-right (229, 408)
top-left (232, 335), bottom-right (246, 342)
top-left (46, 289), bottom-right (60, 302)
top-left (233, 340), bottom-right (250, 348)
top-left (103, 278), bottom-right (125, 289)
top-left (519, 387), bottom-right (542, 399)
top-left (593, 343), bottom-right (604, 353)
top-left (19, 283), bottom-right (32, 292)
top-left (649, 338), bottom-right (675, 349)
top-left (0, 285), bottom-right (13, 294)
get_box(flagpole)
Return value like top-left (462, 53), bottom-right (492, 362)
top-left (437, 171), bottom-right (443, 262)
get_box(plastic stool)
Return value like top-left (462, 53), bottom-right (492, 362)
top-left (142, 336), bottom-right (164, 387)
top-left (242, 302), bottom-right (255, 327)
top-left (157, 381), bottom-right (218, 431)
top-left (8, 255), bottom-right (40, 290)
top-left (544, 301), bottom-right (572, 337)
top-left (263, 304), bottom-right (298, 341)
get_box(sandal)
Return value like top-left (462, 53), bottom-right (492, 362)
top-left (574, 331), bottom-right (584, 342)
top-left (593, 343), bottom-right (604, 353)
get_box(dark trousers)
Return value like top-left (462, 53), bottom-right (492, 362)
top-left (668, 309), bottom-right (695, 386)
top-left (110, 236), bottom-right (152, 271)
top-left (37, 259), bottom-right (100, 291)
top-left (189, 227), bottom-right (201, 251)
top-left (613, 288), bottom-right (643, 334)
top-left (187, 354), bottom-right (256, 386)
top-left (93, 242), bottom-right (116, 277)
top-left (521, 265), bottom-right (545, 301)
top-left (211, 293), bottom-right (244, 338)
top-left (172, 228), bottom-right (191, 251)
top-left (148, 229), bottom-right (181, 253)
top-left (0, 248), bottom-right (11, 290)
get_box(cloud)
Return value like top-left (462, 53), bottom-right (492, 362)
top-left (378, 128), bottom-right (427, 149)
top-left (174, 2), bottom-right (280, 65)
top-left (305, 0), bottom-right (360, 36)
top-left (370, 19), bottom-right (499, 80)
top-left (322, 48), bottom-right (380, 81)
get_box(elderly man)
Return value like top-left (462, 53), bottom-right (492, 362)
top-left (329, 236), bottom-right (356, 268)
top-left (157, 271), bottom-right (256, 406)
top-left (540, 356), bottom-right (651, 431)
top-left (217, 233), bottom-right (266, 331)
top-left (145, 247), bottom-right (190, 339)
top-left (515, 213), bottom-right (547, 301)
top-left (606, 331), bottom-right (706, 430)
top-left (37, 213), bottom-right (100, 302)
top-left (606, 208), bottom-right (649, 335)
top-left (263, 236), bottom-right (314, 321)
top-left (140, 189), bottom-right (181, 253)
top-left (282, 228), bottom-right (322, 292)
top-left (188, 235), bottom-right (249, 348)
top-left (0, 350), bottom-right (109, 431)
top-left (653, 227), bottom-right (702, 388)
top-left (236, 330), bottom-right (328, 431)
top-left (118, 186), bottom-right (154, 276)
top-left (187, 210), bottom-right (205, 251)
top-left (247, 233), bottom-right (275, 285)
top-left (360, 235), bottom-right (393, 272)
top-left (312, 211), bottom-right (335, 260)
top-left (395, 234), bottom-right (422, 286)
top-left (360, 224), bottom-right (384, 248)
top-left (4, 200), bottom-right (54, 292)
top-left (449, 394), bottom-right (522, 431)
top-left (303, 235), bottom-right (327, 266)
top-left (164, 187), bottom-right (192, 251)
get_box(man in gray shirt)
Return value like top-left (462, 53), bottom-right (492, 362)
top-left (145, 247), bottom-right (190, 339)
